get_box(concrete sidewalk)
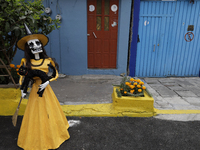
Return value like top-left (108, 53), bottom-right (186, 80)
top-left (50, 75), bottom-right (122, 105)
top-left (50, 75), bottom-right (200, 121)
top-left (144, 77), bottom-right (200, 121)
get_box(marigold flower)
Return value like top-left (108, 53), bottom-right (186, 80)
top-left (125, 82), bottom-right (131, 85)
top-left (138, 89), bottom-right (142, 92)
top-left (120, 88), bottom-right (123, 91)
top-left (16, 69), bottom-right (19, 71)
top-left (134, 82), bottom-right (137, 85)
top-left (139, 82), bottom-right (144, 85)
top-left (17, 72), bottom-right (20, 75)
top-left (9, 64), bottom-right (15, 68)
top-left (142, 86), bottom-right (146, 90)
top-left (137, 85), bottom-right (141, 88)
top-left (130, 90), bottom-right (134, 94)
top-left (137, 79), bottom-right (141, 82)
top-left (124, 91), bottom-right (127, 94)
top-left (16, 65), bottom-right (21, 68)
top-left (130, 78), bottom-right (134, 82)
top-left (129, 85), bottom-right (134, 89)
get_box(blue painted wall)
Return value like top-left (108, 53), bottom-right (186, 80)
top-left (130, 0), bottom-right (200, 77)
top-left (13, 0), bottom-right (132, 76)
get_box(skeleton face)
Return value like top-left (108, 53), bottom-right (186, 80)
top-left (27, 39), bottom-right (43, 54)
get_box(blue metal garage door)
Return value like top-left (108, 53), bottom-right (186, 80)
top-left (135, 0), bottom-right (200, 77)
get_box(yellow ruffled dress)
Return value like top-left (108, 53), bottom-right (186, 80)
top-left (17, 58), bottom-right (70, 150)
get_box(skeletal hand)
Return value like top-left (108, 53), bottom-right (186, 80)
top-left (39, 81), bottom-right (49, 92)
top-left (21, 90), bottom-right (26, 98)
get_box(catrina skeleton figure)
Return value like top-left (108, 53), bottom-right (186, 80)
top-left (16, 24), bottom-right (70, 150)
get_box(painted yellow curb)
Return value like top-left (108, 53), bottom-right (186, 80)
top-left (155, 108), bottom-right (200, 114)
top-left (0, 99), bottom-right (28, 116)
top-left (0, 88), bottom-right (156, 117)
top-left (61, 103), bottom-right (156, 117)
top-left (0, 88), bottom-right (21, 100)
top-left (0, 100), bottom-right (156, 117)
top-left (0, 88), bottom-right (28, 116)
top-left (1, 88), bottom-right (200, 117)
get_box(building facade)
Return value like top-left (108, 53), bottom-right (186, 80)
top-left (13, 0), bottom-right (132, 76)
top-left (129, 0), bottom-right (200, 77)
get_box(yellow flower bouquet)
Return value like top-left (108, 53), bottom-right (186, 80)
top-left (114, 76), bottom-right (151, 97)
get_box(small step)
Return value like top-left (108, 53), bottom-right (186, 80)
top-left (0, 75), bottom-right (9, 77)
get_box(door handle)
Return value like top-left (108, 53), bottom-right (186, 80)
top-left (153, 44), bottom-right (155, 52)
top-left (93, 32), bottom-right (97, 38)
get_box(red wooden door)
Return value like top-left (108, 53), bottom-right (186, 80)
top-left (87, 0), bottom-right (119, 68)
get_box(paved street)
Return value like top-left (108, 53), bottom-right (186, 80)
top-left (0, 116), bottom-right (200, 150)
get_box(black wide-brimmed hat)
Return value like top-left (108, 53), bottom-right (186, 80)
top-left (17, 24), bottom-right (49, 50)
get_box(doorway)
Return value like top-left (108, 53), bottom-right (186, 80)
top-left (87, 0), bottom-right (119, 68)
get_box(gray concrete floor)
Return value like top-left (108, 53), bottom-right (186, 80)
top-left (50, 75), bottom-right (122, 105)
top-left (143, 77), bottom-right (200, 121)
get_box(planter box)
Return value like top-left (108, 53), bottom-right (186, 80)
top-left (112, 87), bottom-right (154, 113)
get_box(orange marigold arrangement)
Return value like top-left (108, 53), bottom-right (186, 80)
top-left (8, 64), bottom-right (21, 83)
top-left (114, 76), bottom-right (148, 97)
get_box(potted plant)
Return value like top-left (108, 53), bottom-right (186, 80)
top-left (114, 76), bottom-right (152, 97)
top-left (0, 0), bottom-right (60, 85)
top-left (112, 77), bottom-right (155, 114)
